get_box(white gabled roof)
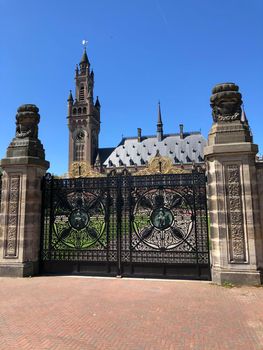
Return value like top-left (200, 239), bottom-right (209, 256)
top-left (103, 132), bottom-right (206, 168)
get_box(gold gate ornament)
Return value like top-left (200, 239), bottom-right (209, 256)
top-left (69, 161), bottom-right (104, 178)
top-left (135, 153), bottom-right (190, 176)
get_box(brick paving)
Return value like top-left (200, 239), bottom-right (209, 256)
top-left (0, 277), bottom-right (263, 350)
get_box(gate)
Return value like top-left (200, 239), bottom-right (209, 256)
top-left (40, 170), bottom-right (210, 279)
top-left (0, 174), bottom-right (2, 205)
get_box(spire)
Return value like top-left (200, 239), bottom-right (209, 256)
top-left (67, 90), bottom-right (73, 103)
top-left (95, 96), bottom-right (100, 109)
top-left (157, 101), bottom-right (162, 124)
top-left (75, 64), bottom-right (79, 77)
top-left (156, 101), bottom-right (163, 142)
top-left (79, 47), bottom-right (90, 75)
top-left (80, 47), bottom-right (90, 65)
top-left (94, 152), bottom-right (101, 167)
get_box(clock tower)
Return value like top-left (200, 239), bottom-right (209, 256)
top-left (67, 47), bottom-right (101, 173)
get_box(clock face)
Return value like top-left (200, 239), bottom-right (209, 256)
top-left (76, 131), bottom-right (85, 140)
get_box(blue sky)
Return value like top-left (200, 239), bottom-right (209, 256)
top-left (1, 0), bottom-right (262, 174)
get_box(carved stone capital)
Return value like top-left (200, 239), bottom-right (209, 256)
top-left (15, 104), bottom-right (40, 139)
top-left (210, 83), bottom-right (242, 123)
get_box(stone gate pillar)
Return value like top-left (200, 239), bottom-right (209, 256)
top-left (204, 83), bottom-right (263, 285)
top-left (0, 105), bottom-right (49, 277)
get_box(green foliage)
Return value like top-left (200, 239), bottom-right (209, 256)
top-left (222, 281), bottom-right (235, 288)
top-left (133, 213), bottom-right (151, 234)
top-left (52, 214), bottom-right (106, 249)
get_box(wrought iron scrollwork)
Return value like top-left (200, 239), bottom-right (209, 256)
top-left (132, 188), bottom-right (194, 250)
top-left (41, 170), bottom-right (210, 278)
top-left (52, 190), bottom-right (106, 249)
top-left (0, 174), bottom-right (2, 205)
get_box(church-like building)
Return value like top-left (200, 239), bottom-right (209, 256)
top-left (67, 49), bottom-right (206, 176)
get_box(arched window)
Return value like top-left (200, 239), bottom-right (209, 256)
top-left (74, 144), bottom-right (84, 161)
top-left (78, 107), bottom-right (82, 114)
top-left (83, 107), bottom-right (87, 114)
top-left (74, 131), bottom-right (85, 161)
top-left (79, 86), bottom-right (84, 101)
top-left (73, 108), bottom-right (77, 115)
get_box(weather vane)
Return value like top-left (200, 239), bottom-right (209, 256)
top-left (82, 40), bottom-right (88, 49)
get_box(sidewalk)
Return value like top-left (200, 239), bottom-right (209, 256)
top-left (0, 276), bottom-right (262, 349)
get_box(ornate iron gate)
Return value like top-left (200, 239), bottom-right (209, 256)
top-left (0, 174), bottom-right (2, 205)
top-left (40, 170), bottom-right (210, 279)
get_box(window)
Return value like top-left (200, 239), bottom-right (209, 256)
top-left (74, 131), bottom-right (85, 161)
top-left (74, 143), bottom-right (84, 161)
top-left (79, 86), bottom-right (84, 101)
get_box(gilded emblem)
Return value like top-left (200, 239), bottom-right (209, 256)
top-left (135, 153), bottom-right (189, 175)
top-left (69, 161), bottom-right (104, 178)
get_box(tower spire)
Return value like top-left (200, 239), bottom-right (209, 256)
top-left (157, 101), bottom-right (163, 142)
top-left (79, 43), bottom-right (90, 75)
top-left (80, 47), bottom-right (90, 65)
top-left (67, 47), bottom-right (101, 172)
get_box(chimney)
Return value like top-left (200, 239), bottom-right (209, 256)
top-left (137, 128), bottom-right (142, 142)
top-left (179, 124), bottom-right (184, 139)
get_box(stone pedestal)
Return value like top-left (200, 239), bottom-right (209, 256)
top-left (0, 105), bottom-right (49, 277)
top-left (204, 83), bottom-right (263, 285)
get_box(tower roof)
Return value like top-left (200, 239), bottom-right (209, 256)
top-left (80, 48), bottom-right (90, 65)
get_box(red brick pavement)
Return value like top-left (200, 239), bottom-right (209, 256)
top-left (0, 277), bottom-right (262, 350)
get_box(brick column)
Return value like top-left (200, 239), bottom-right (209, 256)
top-left (0, 105), bottom-right (49, 277)
top-left (204, 83), bottom-right (263, 285)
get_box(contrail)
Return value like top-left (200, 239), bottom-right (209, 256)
top-left (155, 0), bottom-right (168, 27)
